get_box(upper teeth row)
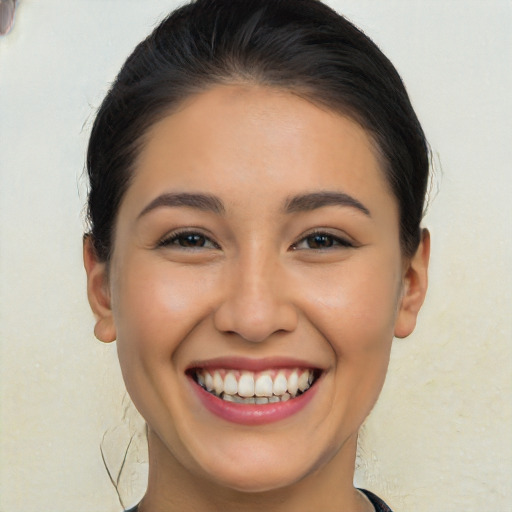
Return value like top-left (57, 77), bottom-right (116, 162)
top-left (196, 368), bottom-right (314, 398)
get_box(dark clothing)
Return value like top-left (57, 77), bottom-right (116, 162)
top-left (125, 488), bottom-right (393, 511)
top-left (359, 488), bottom-right (394, 512)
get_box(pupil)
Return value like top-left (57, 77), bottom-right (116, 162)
top-left (309, 234), bottom-right (332, 248)
top-left (182, 234), bottom-right (205, 247)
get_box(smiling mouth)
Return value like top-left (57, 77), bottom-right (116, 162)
top-left (190, 368), bottom-right (320, 404)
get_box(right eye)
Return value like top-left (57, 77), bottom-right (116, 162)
top-left (158, 231), bottom-right (220, 250)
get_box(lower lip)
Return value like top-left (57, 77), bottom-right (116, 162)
top-left (189, 376), bottom-right (319, 426)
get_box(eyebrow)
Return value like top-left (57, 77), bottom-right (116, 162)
top-left (138, 192), bottom-right (225, 218)
top-left (137, 190), bottom-right (370, 219)
top-left (284, 191), bottom-right (371, 216)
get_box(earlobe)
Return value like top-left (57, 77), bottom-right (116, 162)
top-left (394, 229), bottom-right (430, 339)
top-left (83, 235), bottom-right (117, 343)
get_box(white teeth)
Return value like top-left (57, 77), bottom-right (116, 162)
top-left (213, 370), bottom-right (223, 395)
top-left (287, 371), bottom-right (299, 397)
top-left (196, 368), bottom-right (317, 403)
top-left (273, 372), bottom-right (288, 396)
top-left (223, 372), bottom-right (238, 395)
top-left (238, 372), bottom-right (255, 397)
top-left (204, 372), bottom-right (214, 392)
top-left (298, 371), bottom-right (310, 392)
top-left (255, 373), bottom-right (273, 397)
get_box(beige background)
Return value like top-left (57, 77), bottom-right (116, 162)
top-left (1, 1), bottom-right (511, 511)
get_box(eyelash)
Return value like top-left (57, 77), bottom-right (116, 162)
top-left (157, 230), bottom-right (220, 250)
top-left (158, 229), bottom-right (354, 251)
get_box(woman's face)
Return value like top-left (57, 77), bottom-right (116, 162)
top-left (86, 84), bottom-right (427, 493)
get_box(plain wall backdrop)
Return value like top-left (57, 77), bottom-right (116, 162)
top-left (1, 1), bottom-right (511, 511)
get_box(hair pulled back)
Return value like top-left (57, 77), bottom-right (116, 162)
top-left (86, 0), bottom-right (429, 262)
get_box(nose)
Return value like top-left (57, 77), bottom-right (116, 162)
top-left (213, 253), bottom-right (298, 343)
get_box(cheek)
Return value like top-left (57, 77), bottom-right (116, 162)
top-left (111, 256), bottom-right (219, 359)
top-left (298, 252), bottom-right (402, 356)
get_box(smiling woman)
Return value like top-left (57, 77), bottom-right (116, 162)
top-left (83, 1), bottom-right (430, 511)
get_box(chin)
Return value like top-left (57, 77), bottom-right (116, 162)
top-left (204, 463), bottom-right (307, 494)
top-left (188, 437), bottom-right (332, 496)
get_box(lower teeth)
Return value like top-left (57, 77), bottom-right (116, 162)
top-left (200, 386), bottom-right (307, 403)
top-left (219, 392), bottom-right (294, 403)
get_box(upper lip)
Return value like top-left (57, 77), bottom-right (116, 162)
top-left (186, 356), bottom-right (324, 373)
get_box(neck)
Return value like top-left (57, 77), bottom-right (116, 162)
top-left (138, 429), bottom-right (374, 512)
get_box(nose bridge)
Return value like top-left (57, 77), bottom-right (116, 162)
top-left (213, 244), bottom-right (297, 342)
top-left (238, 249), bottom-right (277, 312)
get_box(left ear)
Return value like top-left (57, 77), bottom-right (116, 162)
top-left (394, 229), bottom-right (430, 339)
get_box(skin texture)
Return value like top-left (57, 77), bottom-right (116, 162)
top-left (84, 85), bottom-right (429, 512)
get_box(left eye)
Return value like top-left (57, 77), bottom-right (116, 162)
top-left (158, 232), bottom-right (219, 249)
top-left (292, 232), bottom-right (353, 250)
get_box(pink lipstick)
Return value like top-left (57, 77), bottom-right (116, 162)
top-left (186, 358), bottom-right (322, 425)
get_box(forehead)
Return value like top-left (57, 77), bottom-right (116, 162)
top-left (123, 84), bottom-right (397, 220)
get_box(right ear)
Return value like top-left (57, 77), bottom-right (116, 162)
top-left (83, 235), bottom-right (116, 343)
